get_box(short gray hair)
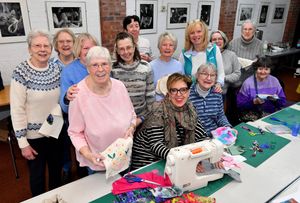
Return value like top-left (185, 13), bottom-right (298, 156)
top-left (157, 32), bottom-right (178, 50)
top-left (27, 29), bottom-right (52, 48)
top-left (196, 63), bottom-right (217, 76)
top-left (241, 19), bottom-right (257, 32)
top-left (86, 46), bottom-right (112, 66)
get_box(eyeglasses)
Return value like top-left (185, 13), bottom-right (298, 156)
top-left (169, 87), bottom-right (189, 95)
top-left (199, 72), bottom-right (217, 79)
top-left (90, 62), bottom-right (110, 69)
top-left (31, 44), bottom-right (51, 49)
top-left (117, 46), bottom-right (134, 54)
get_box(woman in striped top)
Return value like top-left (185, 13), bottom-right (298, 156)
top-left (131, 73), bottom-right (208, 170)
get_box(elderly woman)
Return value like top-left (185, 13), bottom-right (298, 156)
top-left (68, 46), bottom-right (136, 173)
top-left (150, 32), bottom-right (184, 101)
top-left (51, 28), bottom-right (76, 68)
top-left (10, 30), bottom-right (62, 196)
top-left (131, 73), bottom-right (209, 170)
top-left (60, 33), bottom-right (98, 113)
top-left (179, 19), bottom-right (224, 93)
top-left (237, 56), bottom-right (286, 121)
top-left (228, 20), bottom-right (263, 60)
top-left (112, 32), bottom-right (155, 127)
top-left (189, 63), bottom-right (232, 134)
top-left (210, 30), bottom-right (241, 94)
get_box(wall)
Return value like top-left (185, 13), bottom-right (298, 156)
top-left (126, 0), bottom-right (222, 58)
top-left (0, 0), bottom-right (101, 85)
top-left (283, 0), bottom-right (300, 43)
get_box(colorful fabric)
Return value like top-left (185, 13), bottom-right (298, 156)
top-left (102, 138), bottom-right (133, 179)
top-left (211, 127), bottom-right (237, 146)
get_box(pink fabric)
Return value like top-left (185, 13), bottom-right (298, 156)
top-left (112, 171), bottom-right (172, 195)
top-left (68, 78), bottom-right (136, 171)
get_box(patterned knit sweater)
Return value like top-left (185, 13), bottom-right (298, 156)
top-left (10, 60), bottom-right (61, 148)
top-left (111, 60), bottom-right (155, 117)
top-left (228, 37), bottom-right (263, 60)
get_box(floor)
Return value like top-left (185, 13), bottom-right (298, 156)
top-left (0, 68), bottom-right (299, 203)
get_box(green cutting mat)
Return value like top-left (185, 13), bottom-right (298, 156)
top-left (234, 123), bottom-right (290, 168)
top-left (262, 107), bottom-right (300, 126)
top-left (91, 160), bottom-right (233, 202)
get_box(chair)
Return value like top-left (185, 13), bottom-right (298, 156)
top-left (7, 116), bottom-right (19, 179)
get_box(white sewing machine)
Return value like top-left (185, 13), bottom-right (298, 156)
top-left (164, 139), bottom-right (224, 192)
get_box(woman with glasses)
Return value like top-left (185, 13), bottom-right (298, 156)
top-left (131, 73), bottom-right (208, 170)
top-left (10, 30), bottom-right (63, 196)
top-left (68, 46), bottom-right (136, 174)
top-left (179, 19), bottom-right (224, 93)
top-left (189, 63), bottom-right (232, 135)
top-left (112, 32), bottom-right (155, 127)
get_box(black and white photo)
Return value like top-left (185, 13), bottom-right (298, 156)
top-left (136, 0), bottom-right (157, 34)
top-left (0, 0), bottom-right (30, 43)
top-left (198, 1), bottom-right (214, 30)
top-left (46, 2), bottom-right (87, 34)
top-left (272, 4), bottom-right (286, 23)
top-left (257, 3), bottom-right (270, 27)
top-left (237, 4), bottom-right (255, 25)
top-left (167, 3), bottom-right (190, 29)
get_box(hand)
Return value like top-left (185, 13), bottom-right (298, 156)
top-left (86, 151), bottom-right (105, 168)
top-left (214, 83), bottom-right (223, 93)
top-left (124, 125), bottom-right (135, 138)
top-left (21, 145), bottom-right (38, 160)
top-left (196, 162), bottom-right (205, 173)
top-left (66, 84), bottom-right (79, 101)
top-left (253, 97), bottom-right (265, 105)
top-left (267, 96), bottom-right (277, 102)
top-left (140, 53), bottom-right (151, 62)
top-left (136, 117), bottom-right (143, 127)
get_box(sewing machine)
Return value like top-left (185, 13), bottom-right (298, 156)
top-left (164, 139), bottom-right (224, 192)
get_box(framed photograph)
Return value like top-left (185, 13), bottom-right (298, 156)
top-left (257, 3), bottom-right (270, 27)
top-left (46, 1), bottom-right (87, 34)
top-left (197, 1), bottom-right (215, 30)
top-left (237, 4), bottom-right (255, 25)
top-left (0, 0), bottom-right (31, 44)
top-left (167, 3), bottom-right (190, 29)
top-left (271, 4), bottom-right (286, 23)
top-left (136, 0), bottom-right (157, 34)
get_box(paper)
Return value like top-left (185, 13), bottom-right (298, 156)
top-left (257, 94), bottom-right (279, 100)
top-left (265, 125), bottom-right (291, 134)
top-left (238, 57), bottom-right (254, 69)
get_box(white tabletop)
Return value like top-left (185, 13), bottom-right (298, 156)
top-left (21, 172), bottom-right (120, 203)
top-left (22, 103), bottom-right (300, 203)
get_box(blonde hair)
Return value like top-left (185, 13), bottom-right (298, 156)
top-left (53, 28), bottom-right (76, 53)
top-left (184, 19), bottom-right (209, 51)
top-left (73, 33), bottom-right (99, 58)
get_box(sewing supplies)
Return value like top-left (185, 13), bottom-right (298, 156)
top-left (114, 188), bottom-right (159, 203)
top-left (250, 140), bottom-right (263, 157)
top-left (165, 139), bottom-right (224, 192)
top-left (258, 126), bottom-right (265, 134)
top-left (124, 174), bottom-right (161, 186)
top-left (149, 186), bottom-right (183, 199)
top-left (226, 145), bottom-right (245, 155)
top-left (241, 126), bottom-right (257, 136)
top-left (211, 127), bottom-right (237, 146)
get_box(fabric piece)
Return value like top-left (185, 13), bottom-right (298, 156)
top-left (262, 107), bottom-right (300, 127)
top-left (155, 74), bottom-right (169, 96)
top-left (39, 104), bottom-right (63, 139)
top-left (112, 170), bottom-right (172, 195)
top-left (101, 138), bottom-right (133, 179)
top-left (211, 127), bottom-right (237, 146)
top-left (140, 97), bottom-right (197, 149)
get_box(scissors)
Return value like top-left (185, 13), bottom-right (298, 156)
top-left (124, 174), bottom-right (161, 186)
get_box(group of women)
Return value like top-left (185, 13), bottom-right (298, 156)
top-left (10, 16), bottom-right (286, 197)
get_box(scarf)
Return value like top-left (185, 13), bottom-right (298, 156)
top-left (140, 97), bottom-right (197, 149)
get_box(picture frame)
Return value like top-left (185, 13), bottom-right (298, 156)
top-left (167, 3), bottom-right (190, 29)
top-left (257, 2), bottom-right (270, 27)
top-left (0, 0), bottom-right (31, 44)
top-left (237, 4), bottom-right (255, 25)
top-left (46, 1), bottom-right (87, 34)
top-left (197, 1), bottom-right (215, 30)
top-left (271, 4), bottom-right (286, 23)
top-left (136, 0), bottom-right (157, 34)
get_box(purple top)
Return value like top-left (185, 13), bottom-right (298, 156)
top-left (237, 75), bottom-right (286, 113)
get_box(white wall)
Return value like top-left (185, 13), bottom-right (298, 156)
top-left (0, 0), bottom-right (101, 85)
top-left (233, 0), bottom-right (290, 43)
top-left (126, 0), bottom-right (222, 59)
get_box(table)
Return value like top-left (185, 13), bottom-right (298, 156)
top-left (21, 104), bottom-right (300, 203)
top-left (265, 48), bottom-right (300, 70)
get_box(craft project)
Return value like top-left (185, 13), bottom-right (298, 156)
top-left (211, 127), bottom-right (237, 146)
top-left (101, 138), bottom-right (133, 179)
